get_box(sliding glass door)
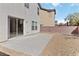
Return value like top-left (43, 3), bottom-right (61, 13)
top-left (8, 16), bottom-right (24, 38)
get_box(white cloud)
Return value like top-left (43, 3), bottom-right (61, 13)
top-left (55, 19), bottom-right (66, 24)
top-left (70, 4), bottom-right (75, 6)
top-left (52, 3), bottom-right (60, 7)
top-left (70, 3), bottom-right (79, 7)
top-left (52, 3), bottom-right (79, 7)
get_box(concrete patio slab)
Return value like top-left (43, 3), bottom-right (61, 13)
top-left (0, 33), bottom-right (52, 56)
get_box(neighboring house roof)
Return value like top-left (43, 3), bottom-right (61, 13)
top-left (38, 3), bottom-right (56, 14)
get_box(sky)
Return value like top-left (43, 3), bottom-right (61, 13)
top-left (41, 3), bottom-right (79, 24)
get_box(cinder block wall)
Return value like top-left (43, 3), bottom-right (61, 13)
top-left (40, 26), bottom-right (78, 35)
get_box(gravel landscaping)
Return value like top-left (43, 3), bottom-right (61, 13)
top-left (41, 33), bottom-right (79, 56)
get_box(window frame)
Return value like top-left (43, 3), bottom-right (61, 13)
top-left (37, 7), bottom-right (39, 15)
top-left (32, 21), bottom-right (37, 30)
top-left (24, 3), bottom-right (29, 8)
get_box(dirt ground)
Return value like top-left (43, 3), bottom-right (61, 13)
top-left (0, 52), bottom-right (9, 56)
top-left (41, 33), bottom-right (79, 56)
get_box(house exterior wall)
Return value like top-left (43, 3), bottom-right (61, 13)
top-left (39, 9), bottom-right (55, 26)
top-left (0, 3), bottom-right (40, 42)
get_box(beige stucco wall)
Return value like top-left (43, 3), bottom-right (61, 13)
top-left (0, 3), bottom-right (40, 42)
top-left (39, 9), bottom-right (55, 26)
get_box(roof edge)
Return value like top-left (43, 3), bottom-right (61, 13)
top-left (38, 3), bottom-right (56, 14)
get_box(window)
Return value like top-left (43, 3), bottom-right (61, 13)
top-left (8, 16), bottom-right (24, 38)
top-left (37, 7), bottom-right (39, 15)
top-left (32, 21), bottom-right (35, 30)
top-left (32, 21), bottom-right (37, 30)
top-left (35, 22), bottom-right (37, 30)
top-left (24, 3), bottom-right (29, 8)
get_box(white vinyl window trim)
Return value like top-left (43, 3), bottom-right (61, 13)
top-left (32, 21), bottom-right (37, 30)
